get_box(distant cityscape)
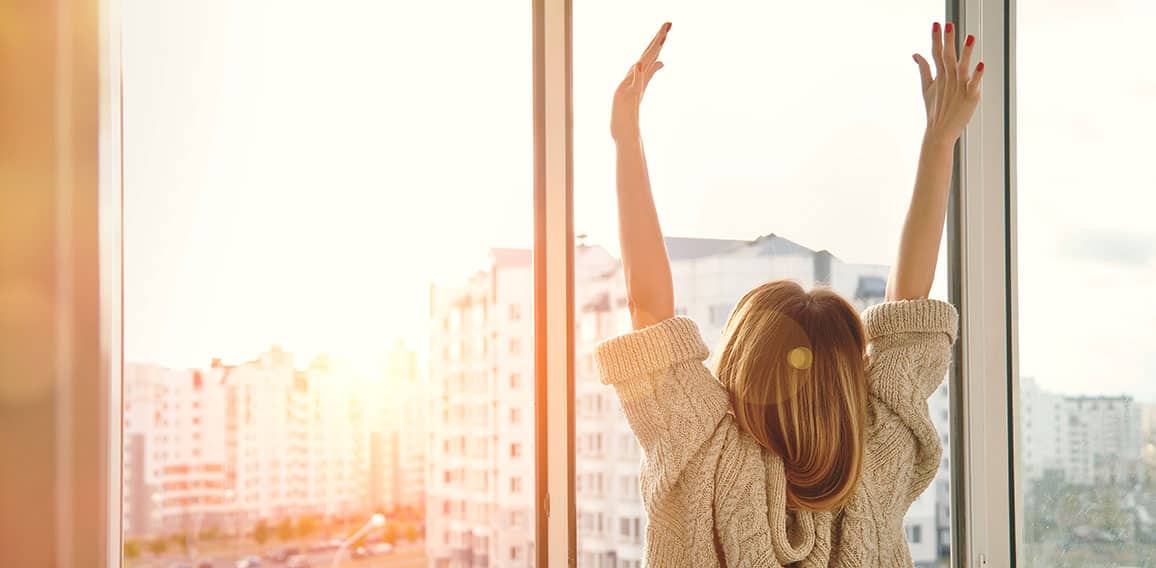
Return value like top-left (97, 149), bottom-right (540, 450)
top-left (123, 234), bottom-right (1156, 568)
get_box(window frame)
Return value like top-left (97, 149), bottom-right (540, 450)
top-left (61, 0), bottom-right (1016, 565)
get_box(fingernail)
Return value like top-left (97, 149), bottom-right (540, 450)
top-left (946, 22), bottom-right (954, 33)
top-left (933, 22), bottom-right (941, 33)
top-left (977, 61), bottom-right (985, 72)
top-left (966, 34), bottom-right (975, 46)
top-left (667, 22), bottom-right (672, 30)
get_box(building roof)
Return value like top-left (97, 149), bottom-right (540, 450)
top-left (663, 237), bottom-right (748, 260)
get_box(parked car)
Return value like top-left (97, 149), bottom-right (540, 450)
top-left (285, 556), bottom-right (311, 568)
top-left (235, 555), bottom-right (262, 568)
top-left (195, 562), bottom-right (214, 568)
top-left (367, 543), bottom-right (394, 556)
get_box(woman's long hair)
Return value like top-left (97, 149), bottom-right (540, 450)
top-left (715, 280), bottom-right (868, 511)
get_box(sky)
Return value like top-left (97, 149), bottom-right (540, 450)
top-left (124, 0), bottom-right (1156, 399)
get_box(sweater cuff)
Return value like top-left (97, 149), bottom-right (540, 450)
top-left (861, 299), bottom-right (959, 343)
top-left (594, 316), bottom-right (709, 385)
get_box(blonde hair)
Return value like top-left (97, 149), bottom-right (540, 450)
top-left (715, 280), bottom-right (867, 512)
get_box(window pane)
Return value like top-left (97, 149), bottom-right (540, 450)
top-left (1016, 1), bottom-right (1156, 565)
top-left (575, 1), bottom-right (952, 566)
top-left (122, 2), bottom-right (531, 567)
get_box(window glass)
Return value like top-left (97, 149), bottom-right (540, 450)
top-left (575, 1), bottom-right (953, 565)
top-left (122, 1), bottom-right (532, 566)
top-left (1016, 1), bottom-right (1156, 565)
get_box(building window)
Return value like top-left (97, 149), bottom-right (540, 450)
top-left (509, 304), bottom-right (521, 321)
top-left (510, 407), bottom-right (521, 424)
top-left (509, 338), bottom-right (521, 355)
top-left (510, 373), bottom-right (521, 390)
top-left (510, 477), bottom-right (522, 494)
top-left (709, 303), bottom-right (735, 326)
top-left (510, 443), bottom-right (522, 459)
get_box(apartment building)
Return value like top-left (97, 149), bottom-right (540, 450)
top-left (1021, 377), bottom-right (1144, 486)
top-left (370, 340), bottom-right (426, 513)
top-left (124, 347), bottom-right (376, 539)
top-left (122, 363), bottom-right (230, 537)
top-left (426, 247), bottom-right (615, 568)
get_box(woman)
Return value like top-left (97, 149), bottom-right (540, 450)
top-left (596, 21), bottom-right (982, 567)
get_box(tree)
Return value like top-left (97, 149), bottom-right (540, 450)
top-left (199, 524), bottom-right (221, 541)
top-left (172, 532), bottom-right (189, 554)
top-left (253, 519), bottom-right (271, 545)
top-left (383, 522), bottom-right (399, 545)
top-left (147, 537), bottom-right (168, 555)
top-left (404, 522), bottom-right (420, 543)
top-left (123, 539), bottom-right (141, 559)
top-left (296, 514), bottom-right (317, 539)
top-left (275, 517), bottom-right (294, 542)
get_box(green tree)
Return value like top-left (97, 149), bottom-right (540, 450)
top-left (199, 524), bottom-right (221, 541)
top-left (404, 522), bottom-right (420, 543)
top-left (253, 519), bottom-right (271, 545)
top-left (275, 517), bottom-right (294, 542)
top-left (123, 539), bottom-right (141, 559)
top-left (172, 532), bottom-right (189, 554)
top-left (147, 537), bottom-right (168, 555)
top-left (383, 522), bottom-right (399, 545)
top-left (296, 514), bottom-right (317, 539)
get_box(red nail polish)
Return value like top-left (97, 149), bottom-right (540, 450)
top-left (976, 62), bottom-right (985, 72)
top-left (946, 22), bottom-right (954, 33)
top-left (933, 22), bottom-right (941, 32)
top-left (966, 35), bottom-right (975, 46)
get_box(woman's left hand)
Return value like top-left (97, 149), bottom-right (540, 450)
top-left (913, 22), bottom-right (984, 145)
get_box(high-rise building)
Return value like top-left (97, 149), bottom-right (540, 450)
top-left (371, 340), bottom-right (425, 513)
top-left (1020, 377), bottom-right (1144, 486)
top-left (124, 347), bottom-right (376, 539)
top-left (426, 247), bottom-right (615, 568)
top-left (123, 363), bottom-right (230, 538)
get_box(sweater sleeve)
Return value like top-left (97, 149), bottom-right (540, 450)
top-left (860, 299), bottom-right (958, 509)
top-left (594, 316), bottom-right (732, 504)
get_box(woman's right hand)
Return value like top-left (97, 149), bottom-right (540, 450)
top-left (610, 22), bottom-right (671, 144)
top-left (912, 22), bottom-right (984, 146)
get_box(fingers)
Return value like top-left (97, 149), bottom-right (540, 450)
top-left (958, 34), bottom-right (975, 82)
top-left (639, 22), bottom-right (672, 67)
top-left (913, 53), bottom-right (933, 93)
top-left (968, 61), bottom-right (985, 94)
top-left (930, 22), bottom-right (946, 80)
top-left (942, 22), bottom-right (958, 86)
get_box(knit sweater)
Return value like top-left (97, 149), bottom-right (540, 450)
top-left (594, 298), bottom-right (958, 567)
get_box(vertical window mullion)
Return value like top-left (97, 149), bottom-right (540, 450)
top-left (534, 0), bottom-right (575, 566)
top-left (956, 0), bottom-right (1016, 565)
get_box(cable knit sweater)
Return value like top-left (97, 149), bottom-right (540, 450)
top-left (594, 298), bottom-right (958, 567)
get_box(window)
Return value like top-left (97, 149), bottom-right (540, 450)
top-left (575, 1), bottom-right (953, 565)
top-left (121, 1), bottom-right (532, 566)
top-left (708, 303), bottom-right (735, 327)
top-left (1014, 1), bottom-right (1155, 565)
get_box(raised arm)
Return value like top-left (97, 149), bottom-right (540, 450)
top-left (887, 22), bottom-right (984, 301)
top-left (611, 22), bottom-right (674, 330)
